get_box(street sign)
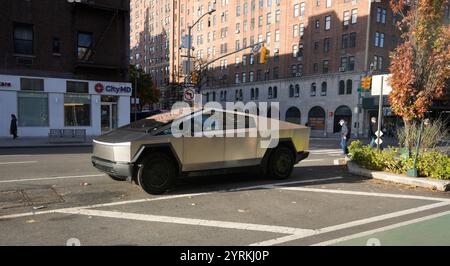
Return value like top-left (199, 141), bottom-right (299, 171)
top-left (183, 88), bottom-right (196, 102)
top-left (375, 138), bottom-right (383, 145)
top-left (375, 130), bottom-right (384, 138)
top-left (371, 74), bottom-right (392, 96)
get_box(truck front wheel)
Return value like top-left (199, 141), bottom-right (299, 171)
top-left (137, 153), bottom-right (177, 195)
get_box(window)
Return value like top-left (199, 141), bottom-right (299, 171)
top-left (325, 15), bottom-right (331, 30)
top-left (273, 86), bottom-right (278, 98)
top-left (235, 57), bottom-right (240, 67)
top-left (67, 81), bottom-right (89, 93)
top-left (326, 0), bottom-right (332, 8)
top-left (236, 5), bottom-right (241, 16)
top-left (275, 30), bottom-right (280, 42)
top-left (323, 38), bottom-right (330, 53)
top-left (273, 67), bottom-right (279, 79)
top-left (266, 12), bottom-right (272, 25)
top-left (292, 44), bottom-right (298, 57)
top-left (381, 8), bottom-right (387, 24)
top-left (343, 11), bottom-right (350, 27)
top-left (375, 31), bottom-right (380, 47)
top-left (299, 23), bottom-right (304, 37)
top-left (235, 73), bottom-right (240, 84)
top-left (64, 94), bottom-right (91, 126)
top-left (251, 88), bottom-right (255, 100)
top-left (380, 33), bottom-right (385, 48)
top-left (18, 92), bottom-right (49, 127)
top-left (77, 32), bottom-right (92, 61)
top-left (52, 38), bottom-right (60, 54)
top-left (275, 10), bottom-right (281, 22)
top-left (351, 9), bottom-right (358, 24)
top-left (242, 72), bottom-right (247, 83)
top-left (293, 24), bottom-right (299, 37)
top-left (289, 85), bottom-right (294, 97)
top-left (350, 32), bottom-right (357, 48)
top-left (235, 40), bottom-right (240, 51)
top-left (340, 57), bottom-right (348, 71)
top-left (314, 41), bottom-right (319, 51)
top-left (313, 63), bottom-right (319, 73)
top-left (339, 80), bottom-right (345, 95)
top-left (342, 34), bottom-right (349, 49)
top-left (14, 24), bottom-right (34, 55)
top-left (377, 56), bottom-right (383, 71)
top-left (348, 56), bottom-right (355, 71)
top-left (298, 64), bottom-right (303, 76)
top-left (346, 79), bottom-right (353, 94)
top-left (322, 60), bottom-right (329, 73)
top-left (268, 87), bottom-right (273, 99)
top-left (249, 71), bottom-right (254, 82)
top-left (255, 87), bottom-right (259, 100)
top-left (300, 2), bottom-right (305, 17)
top-left (20, 78), bottom-right (44, 91)
top-left (250, 54), bottom-right (255, 65)
top-left (243, 55), bottom-right (247, 66)
top-left (315, 20), bottom-right (320, 29)
top-left (266, 32), bottom-right (271, 45)
top-left (291, 65), bottom-right (297, 77)
top-left (310, 83), bottom-right (317, 96)
top-left (294, 4), bottom-right (299, 17)
top-left (295, 84), bottom-right (300, 97)
top-left (258, 15), bottom-right (263, 27)
top-left (321, 82), bottom-right (327, 96)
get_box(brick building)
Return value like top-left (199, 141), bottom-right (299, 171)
top-left (0, 0), bottom-right (132, 137)
top-left (130, 0), bottom-right (411, 136)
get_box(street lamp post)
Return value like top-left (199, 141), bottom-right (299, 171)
top-left (185, 9), bottom-right (216, 88)
top-left (134, 68), bottom-right (138, 122)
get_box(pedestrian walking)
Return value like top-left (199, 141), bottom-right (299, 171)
top-left (10, 114), bottom-right (18, 139)
top-left (339, 119), bottom-right (349, 155)
top-left (368, 117), bottom-right (377, 147)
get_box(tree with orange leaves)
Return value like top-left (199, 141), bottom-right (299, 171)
top-left (388, 0), bottom-right (450, 122)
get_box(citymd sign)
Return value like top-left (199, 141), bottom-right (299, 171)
top-left (94, 83), bottom-right (132, 95)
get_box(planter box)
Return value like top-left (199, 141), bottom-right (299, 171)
top-left (347, 161), bottom-right (450, 192)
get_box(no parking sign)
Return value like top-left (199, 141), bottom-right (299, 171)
top-left (183, 87), bottom-right (195, 102)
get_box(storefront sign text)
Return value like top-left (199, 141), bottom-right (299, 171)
top-left (0, 82), bottom-right (12, 87)
top-left (95, 83), bottom-right (132, 94)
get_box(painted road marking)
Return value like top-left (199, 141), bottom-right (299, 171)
top-left (0, 174), bottom-right (105, 183)
top-left (312, 210), bottom-right (450, 246)
top-left (0, 177), bottom-right (344, 220)
top-left (0, 161), bottom-right (37, 165)
top-left (273, 186), bottom-right (450, 202)
top-left (300, 159), bottom-right (326, 162)
top-left (250, 201), bottom-right (450, 246)
top-left (57, 208), bottom-right (316, 236)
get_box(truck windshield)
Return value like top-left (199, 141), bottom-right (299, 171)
top-left (122, 118), bottom-right (170, 132)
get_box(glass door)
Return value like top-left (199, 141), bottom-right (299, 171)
top-left (101, 103), bottom-right (111, 132)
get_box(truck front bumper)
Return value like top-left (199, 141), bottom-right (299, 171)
top-left (91, 156), bottom-right (133, 180)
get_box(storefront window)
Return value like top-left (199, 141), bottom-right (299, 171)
top-left (17, 92), bottom-right (49, 127)
top-left (64, 94), bottom-right (91, 126)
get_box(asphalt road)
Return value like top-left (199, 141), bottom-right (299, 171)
top-left (0, 139), bottom-right (449, 246)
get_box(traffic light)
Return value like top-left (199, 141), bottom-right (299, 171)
top-left (361, 76), bottom-right (372, 90)
top-left (260, 46), bottom-right (268, 64)
top-left (191, 71), bottom-right (199, 85)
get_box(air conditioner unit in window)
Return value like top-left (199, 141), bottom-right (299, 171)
top-left (295, 73), bottom-right (302, 77)
top-left (339, 66), bottom-right (346, 72)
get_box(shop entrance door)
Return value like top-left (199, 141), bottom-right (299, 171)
top-left (101, 103), bottom-right (117, 133)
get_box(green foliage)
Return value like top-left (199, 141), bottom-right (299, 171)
top-left (130, 65), bottom-right (159, 105)
top-left (348, 140), bottom-right (450, 180)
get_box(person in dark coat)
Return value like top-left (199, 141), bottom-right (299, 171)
top-left (10, 114), bottom-right (18, 139)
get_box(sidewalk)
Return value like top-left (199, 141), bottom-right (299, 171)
top-left (0, 136), bottom-right (94, 148)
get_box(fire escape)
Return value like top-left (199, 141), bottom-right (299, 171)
top-left (71, 1), bottom-right (129, 79)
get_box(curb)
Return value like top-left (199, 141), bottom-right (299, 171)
top-left (347, 161), bottom-right (450, 192)
top-left (0, 144), bottom-right (93, 149)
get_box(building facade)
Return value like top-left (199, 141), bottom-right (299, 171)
top-left (0, 0), bottom-right (131, 137)
top-left (131, 0), bottom-right (403, 136)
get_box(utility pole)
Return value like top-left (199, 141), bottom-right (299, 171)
top-left (376, 76), bottom-right (383, 150)
top-left (134, 68), bottom-right (138, 122)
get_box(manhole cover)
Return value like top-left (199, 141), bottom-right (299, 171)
top-left (0, 188), bottom-right (64, 209)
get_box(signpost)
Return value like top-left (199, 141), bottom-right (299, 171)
top-left (371, 74), bottom-right (392, 151)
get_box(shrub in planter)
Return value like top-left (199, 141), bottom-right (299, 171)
top-left (348, 140), bottom-right (450, 180)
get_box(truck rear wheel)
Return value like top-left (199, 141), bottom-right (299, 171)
top-left (267, 147), bottom-right (295, 180)
top-left (137, 153), bottom-right (177, 195)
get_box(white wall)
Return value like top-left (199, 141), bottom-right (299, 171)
top-left (0, 91), bottom-right (17, 137)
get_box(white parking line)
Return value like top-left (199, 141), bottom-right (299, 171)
top-left (300, 159), bottom-right (326, 162)
top-left (0, 161), bottom-right (37, 165)
top-left (250, 201), bottom-right (450, 246)
top-left (0, 177), bottom-right (344, 220)
top-left (0, 174), bottom-right (105, 183)
top-left (273, 186), bottom-right (450, 202)
top-left (312, 210), bottom-right (450, 246)
top-left (57, 208), bottom-right (316, 236)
